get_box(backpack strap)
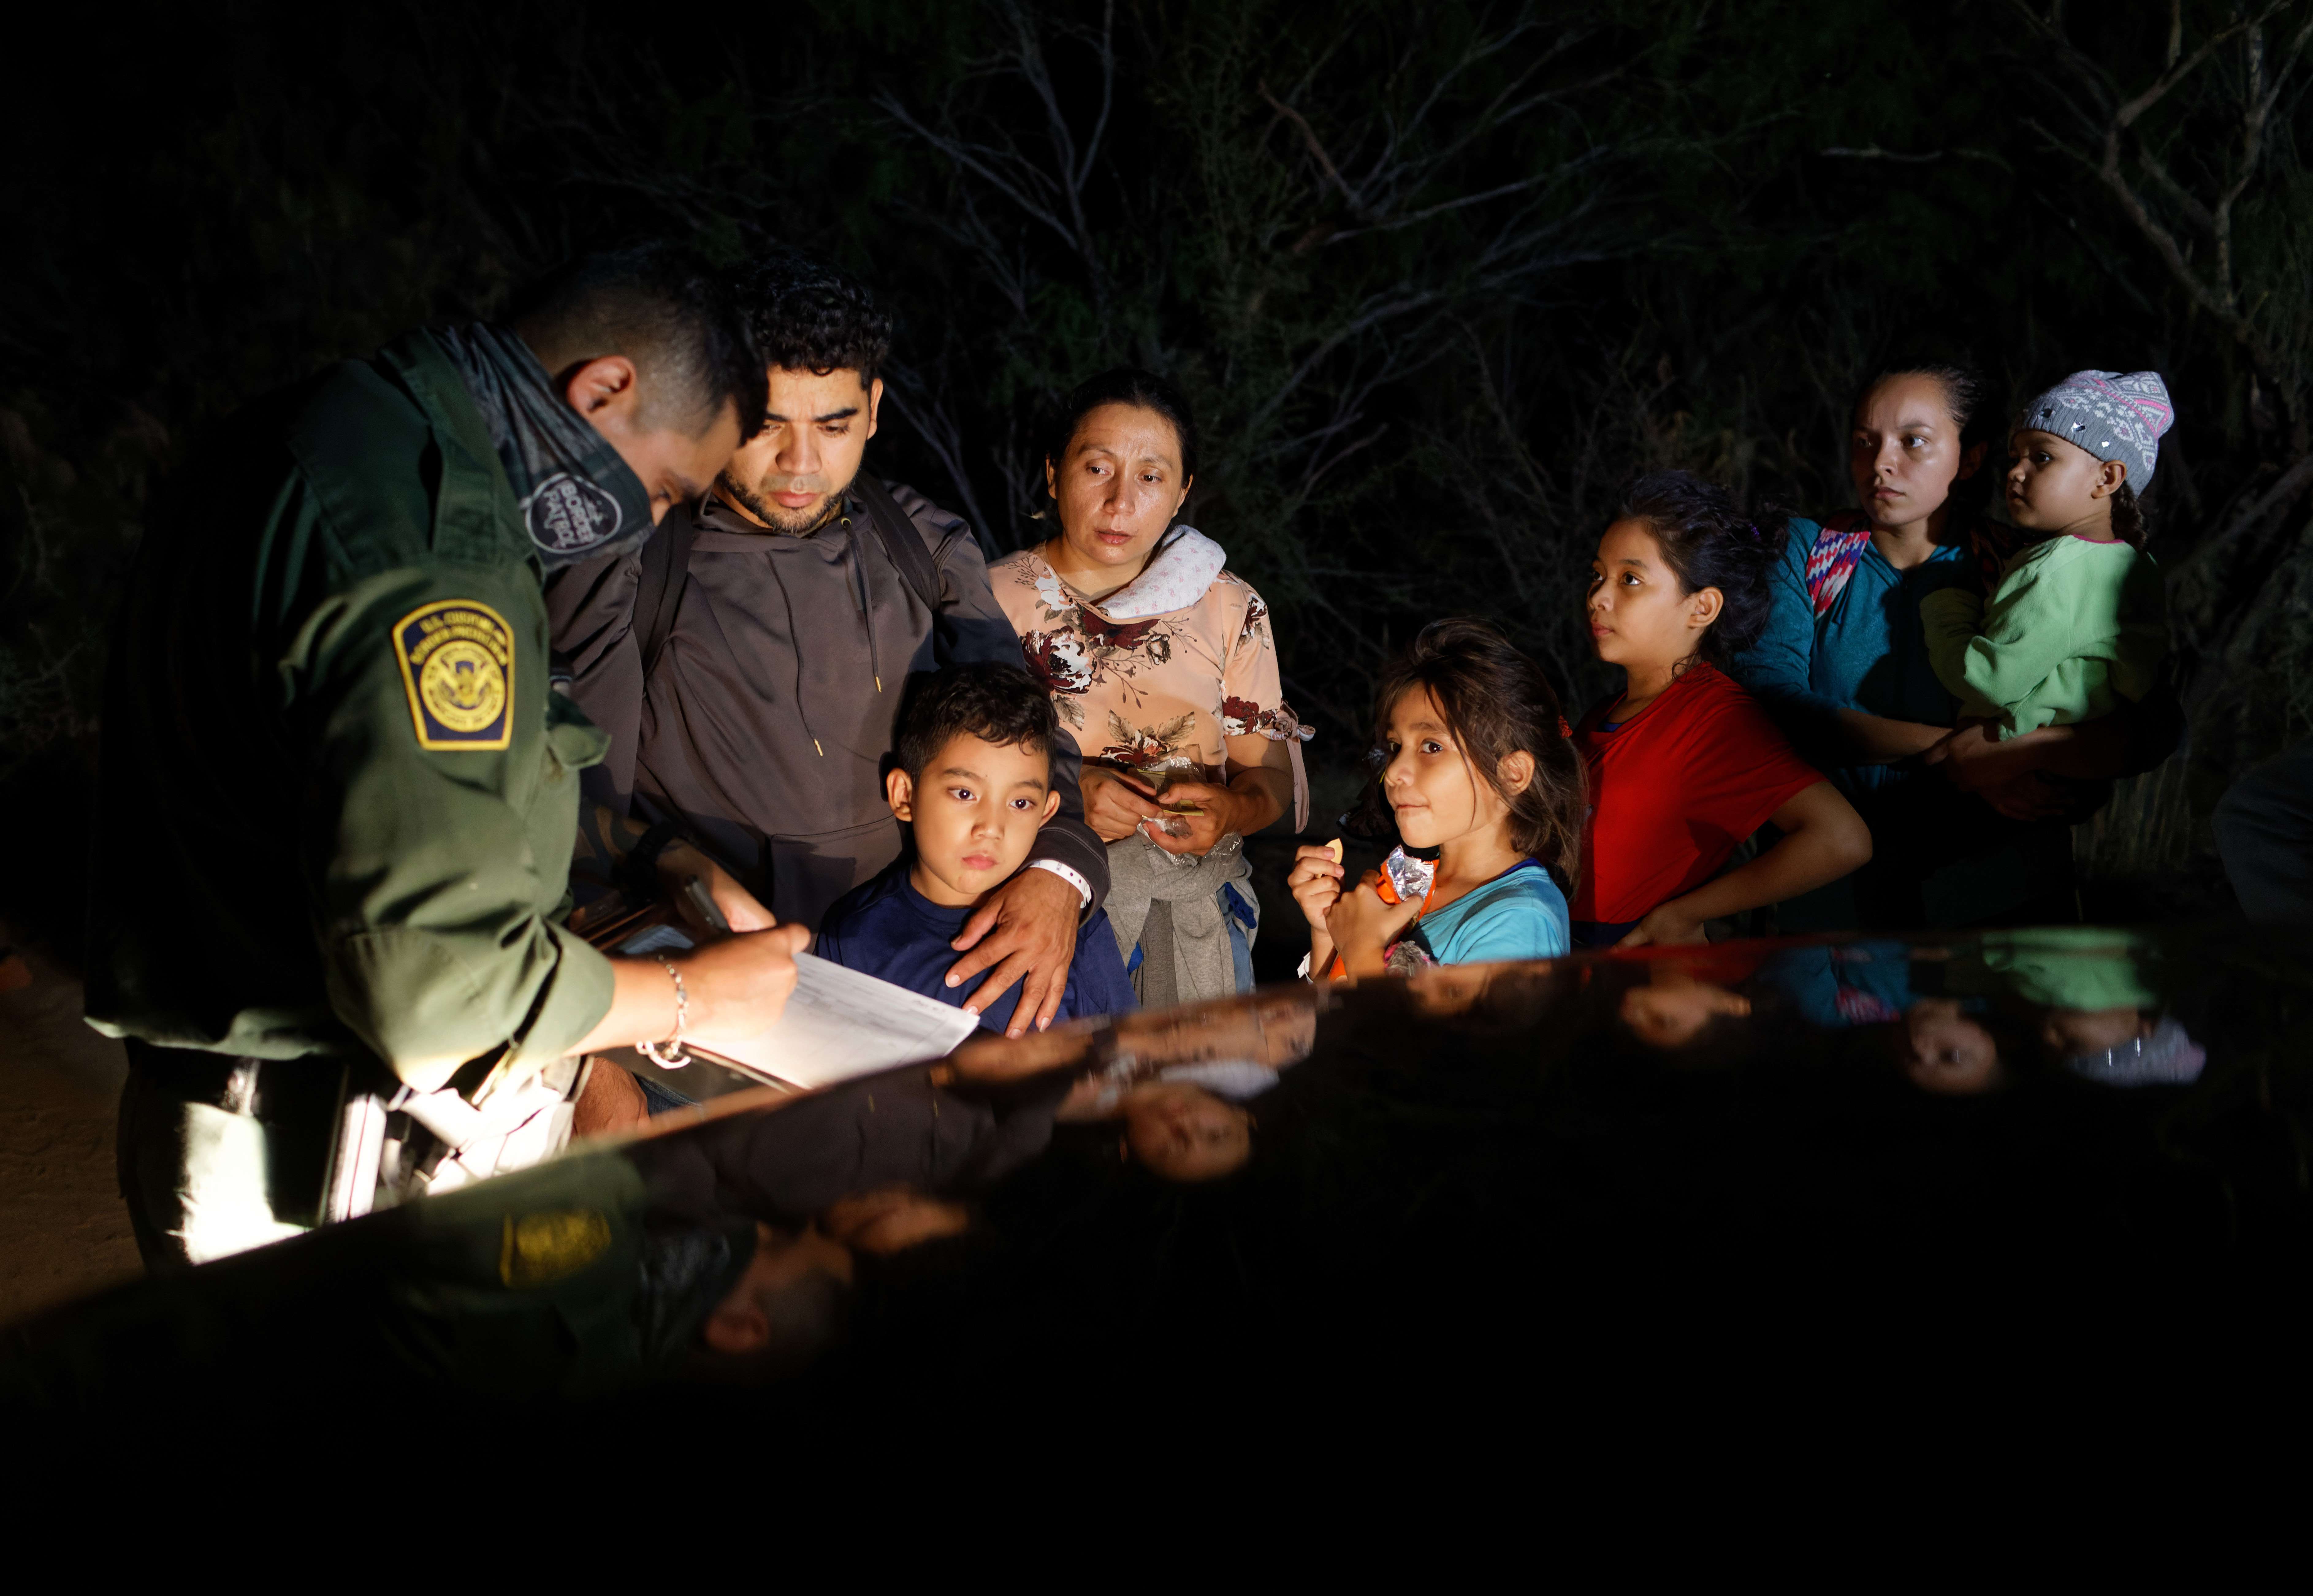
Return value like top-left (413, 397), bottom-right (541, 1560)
top-left (634, 506), bottom-right (697, 680)
top-left (852, 474), bottom-right (945, 615)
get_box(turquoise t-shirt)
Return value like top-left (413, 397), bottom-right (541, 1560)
top-left (1414, 859), bottom-right (1570, 964)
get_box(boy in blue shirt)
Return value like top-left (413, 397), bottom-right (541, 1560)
top-left (816, 663), bottom-right (1137, 1035)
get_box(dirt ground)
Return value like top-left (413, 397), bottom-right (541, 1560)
top-left (0, 948), bottom-right (142, 1324)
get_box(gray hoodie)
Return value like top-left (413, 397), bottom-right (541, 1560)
top-left (547, 481), bottom-right (1108, 928)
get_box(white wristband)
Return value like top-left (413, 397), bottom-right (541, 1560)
top-left (1026, 857), bottom-right (1094, 908)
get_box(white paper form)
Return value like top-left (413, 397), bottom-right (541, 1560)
top-left (689, 950), bottom-right (981, 1089)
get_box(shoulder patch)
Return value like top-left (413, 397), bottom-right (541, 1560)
top-left (394, 599), bottom-right (515, 751)
top-left (499, 1209), bottom-right (613, 1287)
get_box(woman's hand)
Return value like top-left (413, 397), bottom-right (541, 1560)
top-left (1287, 844), bottom-right (1345, 932)
top-left (1324, 871), bottom-right (1426, 977)
top-left (1139, 779), bottom-right (1244, 856)
top-left (1617, 900), bottom-right (1708, 949)
top-left (1922, 719), bottom-right (2012, 792)
top-left (1081, 766), bottom-right (1165, 844)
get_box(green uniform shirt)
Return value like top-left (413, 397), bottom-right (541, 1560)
top-left (1920, 535), bottom-right (2168, 739)
top-left (85, 330), bottom-right (616, 1087)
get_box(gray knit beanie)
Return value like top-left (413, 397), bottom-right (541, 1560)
top-left (2018, 369), bottom-right (2175, 486)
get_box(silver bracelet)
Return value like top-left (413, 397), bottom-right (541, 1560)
top-left (636, 954), bottom-right (691, 1068)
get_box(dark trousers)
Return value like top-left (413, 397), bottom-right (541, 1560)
top-left (2216, 736), bottom-right (2313, 921)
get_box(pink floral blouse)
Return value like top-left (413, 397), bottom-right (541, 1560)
top-left (991, 532), bottom-right (1312, 828)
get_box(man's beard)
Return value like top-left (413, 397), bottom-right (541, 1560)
top-left (716, 465), bottom-right (855, 535)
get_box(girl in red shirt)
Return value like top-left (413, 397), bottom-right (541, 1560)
top-left (1573, 472), bottom-right (1872, 948)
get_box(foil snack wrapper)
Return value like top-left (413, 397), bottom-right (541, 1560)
top-left (1379, 846), bottom-right (1437, 906)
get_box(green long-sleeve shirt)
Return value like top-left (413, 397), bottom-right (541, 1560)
top-left (1919, 534), bottom-right (2167, 739)
top-left (85, 331), bottom-right (616, 1088)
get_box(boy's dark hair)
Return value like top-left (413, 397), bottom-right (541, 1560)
top-left (508, 242), bottom-right (765, 439)
top-left (897, 662), bottom-right (1057, 780)
top-left (1854, 360), bottom-right (1999, 509)
top-left (1046, 367), bottom-right (1200, 489)
top-left (1370, 618), bottom-right (1587, 888)
top-left (730, 249), bottom-right (893, 384)
top-left (1613, 470), bottom-right (1788, 669)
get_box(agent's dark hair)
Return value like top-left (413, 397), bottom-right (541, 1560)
top-left (730, 249), bottom-right (893, 385)
top-left (1612, 470), bottom-right (1789, 668)
top-left (508, 242), bottom-right (765, 439)
top-left (896, 661), bottom-right (1056, 780)
top-left (1045, 368), bottom-right (1200, 489)
top-left (1371, 618), bottom-right (1587, 886)
top-left (1853, 361), bottom-right (1999, 509)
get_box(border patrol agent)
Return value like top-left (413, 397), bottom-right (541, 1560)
top-left (86, 245), bottom-right (807, 1268)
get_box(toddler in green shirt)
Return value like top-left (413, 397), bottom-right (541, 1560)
top-left (1922, 370), bottom-right (2173, 738)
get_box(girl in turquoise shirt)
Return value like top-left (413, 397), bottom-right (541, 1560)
top-left (1289, 619), bottom-right (1582, 978)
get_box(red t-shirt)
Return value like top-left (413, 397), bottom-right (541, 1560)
top-left (1569, 662), bottom-right (1825, 926)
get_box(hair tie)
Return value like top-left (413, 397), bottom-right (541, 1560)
top-left (1557, 714), bottom-right (1573, 739)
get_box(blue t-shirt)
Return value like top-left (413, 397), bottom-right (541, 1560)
top-left (1413, 859), bottom-right (1570, 964)
top-left (1733, 515), bottom-right (1983, 799)
top-left (815, 861), bottom-right (1139, 1033)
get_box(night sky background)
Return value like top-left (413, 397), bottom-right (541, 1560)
top-left (6, 0), bottom-right (2312, 952)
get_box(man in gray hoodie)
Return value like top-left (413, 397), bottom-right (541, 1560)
top-left (550, 254), bottom-right (1105, 1035)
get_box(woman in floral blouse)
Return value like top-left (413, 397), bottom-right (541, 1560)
top-left (992, 369), bottom-right (1311, 1004)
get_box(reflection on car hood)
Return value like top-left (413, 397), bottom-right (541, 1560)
top-left (11, 924), bottom-right (2311, 1432)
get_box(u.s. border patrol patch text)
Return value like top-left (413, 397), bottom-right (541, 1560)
top-left (394, 599), bottom-right (515, 750)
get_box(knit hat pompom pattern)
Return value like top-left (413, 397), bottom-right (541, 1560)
top-left (2020, 369), bottom-right (2174, 485)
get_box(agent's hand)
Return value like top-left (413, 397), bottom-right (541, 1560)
top-left (1081, 767), bottom-right (1165, 844)
top-left (682, 923), bottom-right (811, 1049)
top-left (1143, 779), bottom-right (1240, 856)
top-left (1287, 843), bottom-right (1346, 932)
top-left (658, 840), bottom-right (775, 933)
top-left (1324, 872), bottom-right (1425, 974)
top-left (944, 866), bottom-right (1082, 1037)
top-left (1617, 901), bottom-right (1708, 949)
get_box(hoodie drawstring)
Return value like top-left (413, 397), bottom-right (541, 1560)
top-left (764, 551), bottom-right (823, 757)
top-left (841, 512), bottom-right (883, 694)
